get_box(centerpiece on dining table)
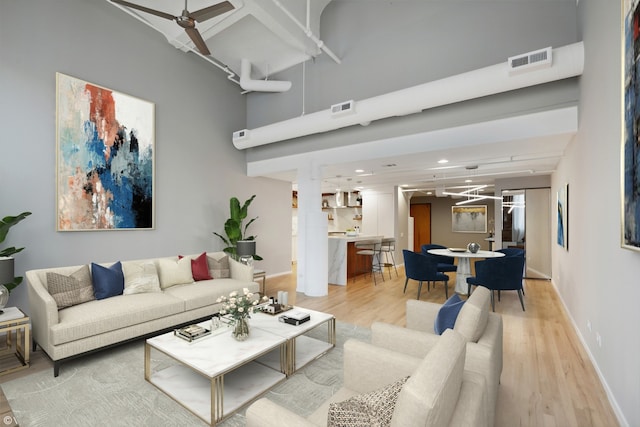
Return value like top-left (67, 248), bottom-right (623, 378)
top-left (217, 288), bottom-right (268, 341)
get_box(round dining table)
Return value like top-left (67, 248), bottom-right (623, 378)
top-left (427, 248), bottom-right (505, 294)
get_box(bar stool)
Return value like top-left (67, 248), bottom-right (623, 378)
top-left (354, 238), bottom-right (384, 285)
top-left (380, 237), bottom-right (398, 278)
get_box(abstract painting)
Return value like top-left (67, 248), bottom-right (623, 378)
top-left (56, 73), bottom-right (154, 230)
top-left (451, 205), bottom-right (487, 233)
top-left (556, 184), bottom-right (568, 250)
top-left (623, 0), bottom-right (640, 250)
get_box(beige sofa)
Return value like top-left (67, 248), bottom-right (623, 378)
top-left (246, 329), bottom-right (488, 427)
top-left (370, 286), bottom-right (502, 427)
top-left (26, 252), bottom-right (258, 376)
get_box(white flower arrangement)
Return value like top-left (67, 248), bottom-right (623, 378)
top-left (216, 288), bottom-right (267, 322)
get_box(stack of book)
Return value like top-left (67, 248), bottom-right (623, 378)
top-left (174, 324), bottom-right (211, 342)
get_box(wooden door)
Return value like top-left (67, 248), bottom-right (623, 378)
top-left (410, 203), bottom-right (431, 252)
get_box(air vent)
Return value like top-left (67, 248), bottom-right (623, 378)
top-left (233, 129), bottom-right (249, 141)
top-left (330, 100), bottom-right (355, 117)
top-left (508, 47), bottom-right (552, 75)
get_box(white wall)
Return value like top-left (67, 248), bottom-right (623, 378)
top-left (552, 1), bottom-right (637, 425)
top-left (0, 0), bottom-right (292, 315)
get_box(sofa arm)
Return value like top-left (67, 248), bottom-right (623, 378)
top-left (246, 398), bottom-right (316, 427)
top-left (343, 339), bottom-right (421, 394)
top-left (371, 322), bottom-right (440, 358)
top-left (405, 299), bottom-right (440, 332)
top-left (228, 256), bottom-right (254, 283)
top-left (25, 270), bottom-right (59, 352)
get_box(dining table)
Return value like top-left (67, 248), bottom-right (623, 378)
top-left (427, 248), bottom-right (505, 294)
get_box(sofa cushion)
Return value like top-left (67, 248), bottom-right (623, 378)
top-left (46, 265), bottom-right (95, 309)
top-left (50, 292), bottom-right (184, 346)
top-left (91, 262), bottom-right (124, 300)
top-left (164, 279), bottom-right (260, 311)
top-left (454, 286), bottom-right (490, 342)
top-left (328, 376), bottom-right (409, 427)
top-left (122, 261), bottom-right (161, 295)
top-left (434, 294), bottom-right (465, 335)
top-left (208, 254), bottom-right (230, 279)
top-left (157, 257), bottom-right (193, 289)
top-left (391, 329), bottom-right (466, 427)
top-left (179, 252), bottom-right (212, 281)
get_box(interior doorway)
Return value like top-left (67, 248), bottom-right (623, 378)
top-left (410, 203), bottom-right (431, 252)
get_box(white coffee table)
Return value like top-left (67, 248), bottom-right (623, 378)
top-left (145, 324), bottom-right (287, 426)
top-left (251, 307), bottom-right (336, 376)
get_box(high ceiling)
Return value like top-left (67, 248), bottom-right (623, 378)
top-left (107, 0), bottom-right (578, 196)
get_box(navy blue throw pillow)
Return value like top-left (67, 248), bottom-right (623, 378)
top-left (91, 261), bottom-right (124, 300)
top-left (434, 294), bottom-right (465, 335)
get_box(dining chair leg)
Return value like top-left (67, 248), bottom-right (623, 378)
top-left (467, 283), bottom-right (471, 297)
top-left (517, 289), bottom-right (525, 311)
top-left (403, 277), bottom-right (409, 293)
top-left (490, 290), bottom-right (496, 312)
top-left (417, 281), bottom-right (423, 300)
top-left (498, 290), bottom-right (501, 301)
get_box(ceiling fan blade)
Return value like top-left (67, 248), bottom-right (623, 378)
top-left (110, 0), bottom-right (176, 21)
top-left (185, 27), bottom-right (211, 55)
top-left (190, 1), bottom-right (235, 22)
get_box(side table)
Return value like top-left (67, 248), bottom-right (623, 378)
top-left (253, 269), bottom-right (266, 295)
top-left (0, 307), bottom-right (30, 376)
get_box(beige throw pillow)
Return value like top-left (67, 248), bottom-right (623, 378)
top-left (208, 255), bottom-right (230, 279)
top-left (46, 265), bottom-right (95, 310)
top-left (157, 257), bottom-right (193, 289)
top-left (122, 261), bottom-right (161, 295)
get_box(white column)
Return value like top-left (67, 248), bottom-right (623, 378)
top-left (296, 161), bottom-right (328, 296)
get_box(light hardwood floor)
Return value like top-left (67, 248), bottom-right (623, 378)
top-left (0, 264), bottom-right (619, 427)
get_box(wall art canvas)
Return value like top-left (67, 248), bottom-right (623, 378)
top-left (451, 205), bottom-right (487, 233)
top-left (556, 183), bottom-right (568, 250)
top-left (56, 73), bottom-right (154, 231)
top-left (623, 0), bottom-right (640, 250)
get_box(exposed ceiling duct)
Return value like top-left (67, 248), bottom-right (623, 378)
top-left (233, 41), bottom-right (584, 149)
top-left (240, 58), bottom-right (292, 92)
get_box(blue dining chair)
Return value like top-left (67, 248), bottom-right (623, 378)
top-left (420, 244), bottom-right (457, 274)
top-left (402, 250), bottom-right (450, 300)
top-left (466, 256), bottom-right (526, 311)
top-left (495, 247), bottom-right (526, 294)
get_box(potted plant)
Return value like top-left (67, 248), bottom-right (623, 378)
top-left (0, 211), bottom-right (32, 295)
top-left (213, 196), bottom-right (263, 261)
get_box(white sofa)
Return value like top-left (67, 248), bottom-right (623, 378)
top-left (26, 252), bottom-right (258, 376)
top-left (370, 286), bottom-right (502, 427)
top-left (246, 329), bottom-right (488, 427)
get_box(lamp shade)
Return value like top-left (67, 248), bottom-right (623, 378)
top-left (236, 240), bottom-right (256, 257)
top-left (0, 257), bottom-right (15, 286)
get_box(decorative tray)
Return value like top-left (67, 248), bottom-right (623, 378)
top-left (259, 304), bottom-right (294, 316)
top-left (448, 248), bottom-right (468, 253)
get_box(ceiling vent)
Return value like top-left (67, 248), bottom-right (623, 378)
top-left (331, 100), bottom-right (355, 117)
top-left (508, 47), bottom-right (552, 76)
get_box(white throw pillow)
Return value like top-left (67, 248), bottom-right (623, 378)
top-left (157, 257), bottom-right (193, 289)
top-left (122, 261), bottom-right (161, 295)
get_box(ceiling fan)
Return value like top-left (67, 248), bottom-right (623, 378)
top-left (110, 0), bottom-right (235, 55)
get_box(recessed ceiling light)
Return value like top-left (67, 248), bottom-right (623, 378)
top-left (437, 159), bottom-right (449, 164)
top-left (355, 169), bottom-right (364, 173)
top-left (427, 191), bottom-right (433, 195)
top-left (401, 184), bottom-right (409, 187)
top-left (465, 179), bottom-right (473, 183)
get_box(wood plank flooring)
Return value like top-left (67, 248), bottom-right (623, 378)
top-left (0, 264), bottom-right (619, 427)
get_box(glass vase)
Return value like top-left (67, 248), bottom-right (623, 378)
top-left (232, 317), bottom-right (250, 341)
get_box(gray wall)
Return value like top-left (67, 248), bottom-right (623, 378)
top-left (552, 1), bottom-right (637, 425)
top-left (0, 0), bottom-right (292, 315)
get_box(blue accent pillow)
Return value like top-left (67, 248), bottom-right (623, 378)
top-left (91, 261), bottom-right (124, 300)
top-left (434, 294), bottom-right (465, 335)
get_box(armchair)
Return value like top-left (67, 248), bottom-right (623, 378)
top-left (246, 330), bottom-right (488, 427)
top-left (370, 286), bottom-right (502, 427)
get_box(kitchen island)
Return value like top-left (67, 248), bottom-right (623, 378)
top-left (328, 234), bottom-right (383, 285)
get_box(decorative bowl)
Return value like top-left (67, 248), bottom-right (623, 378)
top-left (467, 242), bottom-right (480, 253)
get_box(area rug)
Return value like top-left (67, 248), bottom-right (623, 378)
top-left (2, 321), bottom-right (370, 426)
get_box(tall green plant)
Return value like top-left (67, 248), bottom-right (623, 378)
top-left (213, 196), bottom-right (262, 260)
top-left (0, 212), bottom-right (32, 292)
